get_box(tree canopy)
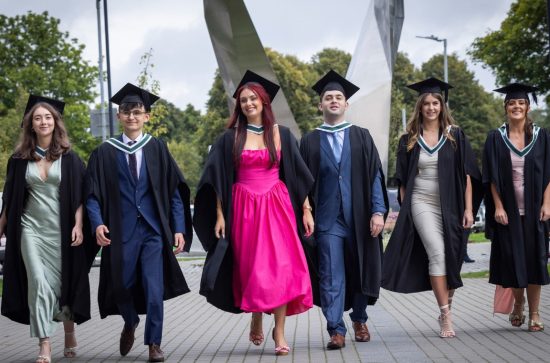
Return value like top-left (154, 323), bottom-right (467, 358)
top-left (0, 11), bottom-right (99, 187)
top-left (469, 0), bottom-right (549, 101)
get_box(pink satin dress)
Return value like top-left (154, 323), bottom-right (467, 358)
top-left (231, 149), bottom-right (313, 315)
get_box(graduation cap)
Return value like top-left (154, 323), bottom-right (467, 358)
top-left (110, 83), bottom-right (160, 111)
top-left (232, 70), bottom-right (280, 102)
top-left (494, 83), bottom-right (538, 104)
top-left (407, 77), bottom-right (453, 102)
top-left (312, 69), bottom-right (359, 99)
top-left (24, 95), bottom-right (65, 116)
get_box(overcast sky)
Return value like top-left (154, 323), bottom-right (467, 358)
top-left (1, 0), bottom-right (514, 111)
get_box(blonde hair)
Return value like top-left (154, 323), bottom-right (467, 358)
top-left (406, 93), bottom-right (456, 151)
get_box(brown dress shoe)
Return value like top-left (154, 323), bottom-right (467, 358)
top-left (149, 344), bottom-right (165, 362)
top-left (353, 322), bottom-right (371, 342)
top-left (326, 334), bottom-right (345, 350)
top-left (119, 323), bottom-right (138, 356)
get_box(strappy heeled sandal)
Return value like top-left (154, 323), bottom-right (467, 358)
top-left (528, 311), bottom-right (544, 332)
top-left (248, 315), bottom-right (264, 346)
top-left (438, 304), bottom-right (456, 338)
top-left (272, 328), bottom-right (290, 356)
top-left (509, 297), bottom-right (525, 327)
top-left (36, 339), bottom-right (51, 363)
top-left (64, 330), bottom-right (78, 358)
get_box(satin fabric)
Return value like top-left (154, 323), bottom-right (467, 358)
top-left (231, 149), bottom-right (312, 315)
top-left (21, 159), bottom-right (71, 338)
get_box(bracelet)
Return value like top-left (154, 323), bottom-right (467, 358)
top-left (373, 212), bottom-right (384, 216)
top-left (303, 206), bottom-right (312, 211)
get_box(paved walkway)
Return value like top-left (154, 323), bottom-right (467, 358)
top-left (1, 242), bottom-right (549, 362)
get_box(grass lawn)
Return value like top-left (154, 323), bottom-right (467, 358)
top-left (176, 257), bottom-right (205, 262)
top-left (461, 270), bottom-right (490, 278)
top-left (0, 278), bottom-right (3, 297)
top-left (468, 232), bottom-right (489, 243)
top-left (462, 265), bottom-right (550, 279)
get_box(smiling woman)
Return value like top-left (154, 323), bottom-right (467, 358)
top-left (0, 95), bottom-right (94, 363)
top-left (382, 77), bottom-right (483, 339)
top-left (483, 83), bottom-right (550, 333)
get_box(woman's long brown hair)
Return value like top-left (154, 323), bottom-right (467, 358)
top-left (16, 102), bottom-right (71, 161)
top-left (227, 83), bottom-right (278, 168)
top-left (504, 99), bottom-right (533, 142)
top-left (406, 92), bottom-right (456, 151)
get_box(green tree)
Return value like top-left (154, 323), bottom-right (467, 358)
top-left (167, 140), bottom-right (202, 198)
top-left (161, 101), bottom-right (202, 143)
top-left (469, 0), bottom-right (549, 101)
top-left (0, 11), bottom-right (97, 109)
top-left (136, 49), bottom-right (168, 138)
top-left (194, 70), bottom-right (229, 163)
top-left (0, 11), bottom-right (99, 170)
top-left (266, 48), bottom-right (319, 133)
top-left (310, 47), bottom-right (352, 78)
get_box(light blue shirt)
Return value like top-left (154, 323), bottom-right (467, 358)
top-left (323, 121), bottom-right (386, 215)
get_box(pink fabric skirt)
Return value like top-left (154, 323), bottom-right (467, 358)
top-left (231, 149), bottom-right (312, 315)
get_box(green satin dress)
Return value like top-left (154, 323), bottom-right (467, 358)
top-left (20, 158), bottom-right (71, 338)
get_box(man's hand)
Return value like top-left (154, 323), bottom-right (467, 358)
top-left (173, 233), bottom-right (185, 255)
top-left (96, 225), bottom-right (111, 246)
top-left (370, 214), bottom-right (384, 237)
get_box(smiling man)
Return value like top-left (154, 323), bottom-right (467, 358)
top-left (85, 83), bottom-right (193, 362)
top-left (300, 70), bottom-right (388, 350)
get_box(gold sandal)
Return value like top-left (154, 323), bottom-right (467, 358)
top-left (249, 314), bottom-right (264, 346)
top-left (36, 339), bottom-right (51, 363)
top-left (64, 330), bottom-right (78, 358)
top-left (438, 304), bottom-right (456, 338)
top-left (509, 298), bottom-right (525, 327)
top-left (528, 311), bottom-right (544, 332)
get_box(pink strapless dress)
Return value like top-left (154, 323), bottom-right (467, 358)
top-left (231, 149), bottom-right (313, 315)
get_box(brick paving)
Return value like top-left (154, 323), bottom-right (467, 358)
top-left (1, 242), bottom-right (549, 362)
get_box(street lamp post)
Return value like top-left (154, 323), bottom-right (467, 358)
top-left (416, 35), bottom-right (448, 84)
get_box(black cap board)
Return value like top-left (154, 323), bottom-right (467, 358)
top-left (407, 77), bottom-right (453, 102)
top-left (232, 70), bottom-right (280, 102)
top-left (110, 83), bottom-right (160, 111)
top-left (312, 69), bottom-right (359, 99)
top-left (24, 95), bottom-right (65, 116)
top-left (494, 83), bottom-right (538, 104)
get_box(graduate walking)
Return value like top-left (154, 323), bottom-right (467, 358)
top-left (382, 78), bottom-right (482, 338)
top-left (483, 83), bottom-right (550, 332)
top-left (0, 95), bottom-right (95, 363)
top-left (86, 84), bottom-right (193, 362)
top-left (194, 71), bottom-right (314, 356)
top-left (300, 70), bottom-right (388, 350)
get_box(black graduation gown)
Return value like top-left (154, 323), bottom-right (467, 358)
top-left (382, 127), bottom-right (482, 293)
top-left (483, 127), bottom-right (550, 287)
top-left (299, 126), bottom-right (389, 307)
top-left (1, 151), bottom-right (96, 325)
top-left (193, 126), bottom-right (315, 313)
top-left (86, 137), bottom-right (193, 318)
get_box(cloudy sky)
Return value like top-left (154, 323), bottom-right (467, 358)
top-left (1, 0), bottom-right (514, 111)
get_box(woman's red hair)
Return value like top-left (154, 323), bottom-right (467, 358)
top-left (227, 82), bottom-right (278, 168)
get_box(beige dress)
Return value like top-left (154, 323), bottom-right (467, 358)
top-left (411, 149), bottom-right (446, 276)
